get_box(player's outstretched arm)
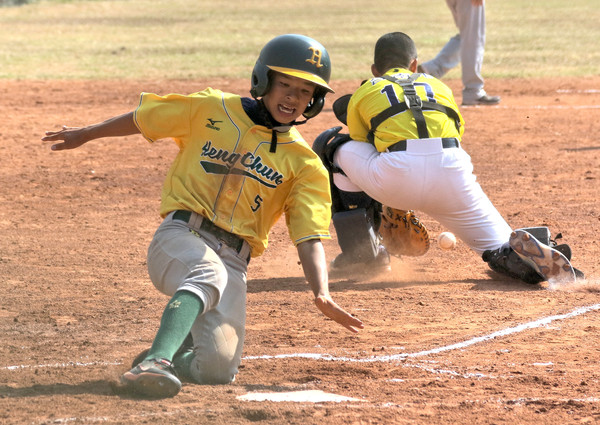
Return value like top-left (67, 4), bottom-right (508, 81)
top-left (296, 239), bottom-right (364, 333)
top-left (42, 112), bottom-right (140, 151)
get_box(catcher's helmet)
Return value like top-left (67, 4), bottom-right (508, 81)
top-left (250, 34), bottom-right (334, 119)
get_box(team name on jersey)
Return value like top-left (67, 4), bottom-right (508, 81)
top-left (200, 140), bottom-right (284, 187)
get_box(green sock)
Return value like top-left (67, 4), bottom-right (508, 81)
top-left (146, 290), bottom-right (204, 362)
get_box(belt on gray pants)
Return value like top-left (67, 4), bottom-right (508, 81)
top-left (387, 137), bottom-right (459, 152)
top-left (173, 210), bottom-right (245, 254)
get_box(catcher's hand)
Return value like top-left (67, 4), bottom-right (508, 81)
top-left (380, 207), bottom-right (430, 257)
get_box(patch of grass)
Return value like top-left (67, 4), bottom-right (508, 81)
top-left (0, 0), bottom-right (35, 7)
top-left (0, 0), bottom-right (598, 80)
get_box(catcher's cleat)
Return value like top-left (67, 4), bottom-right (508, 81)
top-left (509, 230), bottom-right (576, 283)
top-left (482, 243), bottom-right (544, 284)
top-left (330, 245), bottom-right (391, 274)
top-left (119, 358), bottom-right (182, 399)
top-left (553, 244), bottom-right (572, 261)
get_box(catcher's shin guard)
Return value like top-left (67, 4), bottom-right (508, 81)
top-left (330, 186), bottom-right (387, 271)
top-left (313, 126), bottom-right (388, 269)
top-left (333, 208), bottom-right (379, 263)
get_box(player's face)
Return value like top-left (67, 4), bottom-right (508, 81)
top-left (263, 73), bottom-right (316, 124)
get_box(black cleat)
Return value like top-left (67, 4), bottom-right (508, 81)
top-left (119, 358), bottom-right (182, 398)
top-left (509, 230), bottom-right (576, 283)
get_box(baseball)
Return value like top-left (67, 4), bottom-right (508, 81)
top-left (438, 232), bottom-right (456, 250)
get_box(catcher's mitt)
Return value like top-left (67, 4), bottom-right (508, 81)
top-left (380, 207), bottom-right (430, 257)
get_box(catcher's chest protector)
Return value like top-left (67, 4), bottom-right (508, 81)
top-left (367, 74), bottom-right (461, 144)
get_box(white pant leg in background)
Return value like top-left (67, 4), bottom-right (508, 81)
top-left (422, 0), bottom-right (486, 101)
top-left (147, 213), bottom-right (249, 384)
top-left (421, 34), bottom-right (461, 79)
top-left (334, 140), bottom-right (512, 254)
top-left (451, 0), bottom-right (486, 100)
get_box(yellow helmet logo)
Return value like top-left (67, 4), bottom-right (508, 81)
top-left (306, 47), bottom-right (324, 69)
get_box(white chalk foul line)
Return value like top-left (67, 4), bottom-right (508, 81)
top-left (5, 304), bottom-right (600, 371)
top-left (243, 303), bottom-right (600, 363)
top-left (556, 89), bottom-right (600, 93)
top-left (2, 360), bottom-right (122, 371)
top-left (464, 105), bottom-right (600, 110)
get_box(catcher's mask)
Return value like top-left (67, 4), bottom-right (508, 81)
top-left (250, 34), bottom-right (334, 119)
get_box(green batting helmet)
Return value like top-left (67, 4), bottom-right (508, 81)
top-left (250, 34), bottom-right (334, 119)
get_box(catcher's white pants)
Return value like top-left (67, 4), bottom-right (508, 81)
top-left (333, 139), bottom-right (512, 254)
top-left (147, 212), bottom-right (250, 384)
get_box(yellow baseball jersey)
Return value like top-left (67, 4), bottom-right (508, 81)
top-left (133, 88), bottom-right (332, 257)
top-left (347, 68), bottom-right (465, 152)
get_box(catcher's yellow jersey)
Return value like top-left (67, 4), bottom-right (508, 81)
top-left (134, 88), bottom-right (332, 257)
top-left (347, 68), bottom-right (465, 152)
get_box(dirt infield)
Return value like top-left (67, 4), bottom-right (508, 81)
top-left (1, 77), bottom-right (599, 424)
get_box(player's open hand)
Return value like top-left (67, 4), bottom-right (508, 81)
top-left (314, 295), bottom-right (364, 333)
top-left (42, 126), bottom-right (88, 151)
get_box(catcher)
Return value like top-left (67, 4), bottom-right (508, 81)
top-left (314, 32), bottom-right (584, 285)
top-left (314, 112), bottom-right (430, 274)
top-left (314, 124), bottom-right (429, 273)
